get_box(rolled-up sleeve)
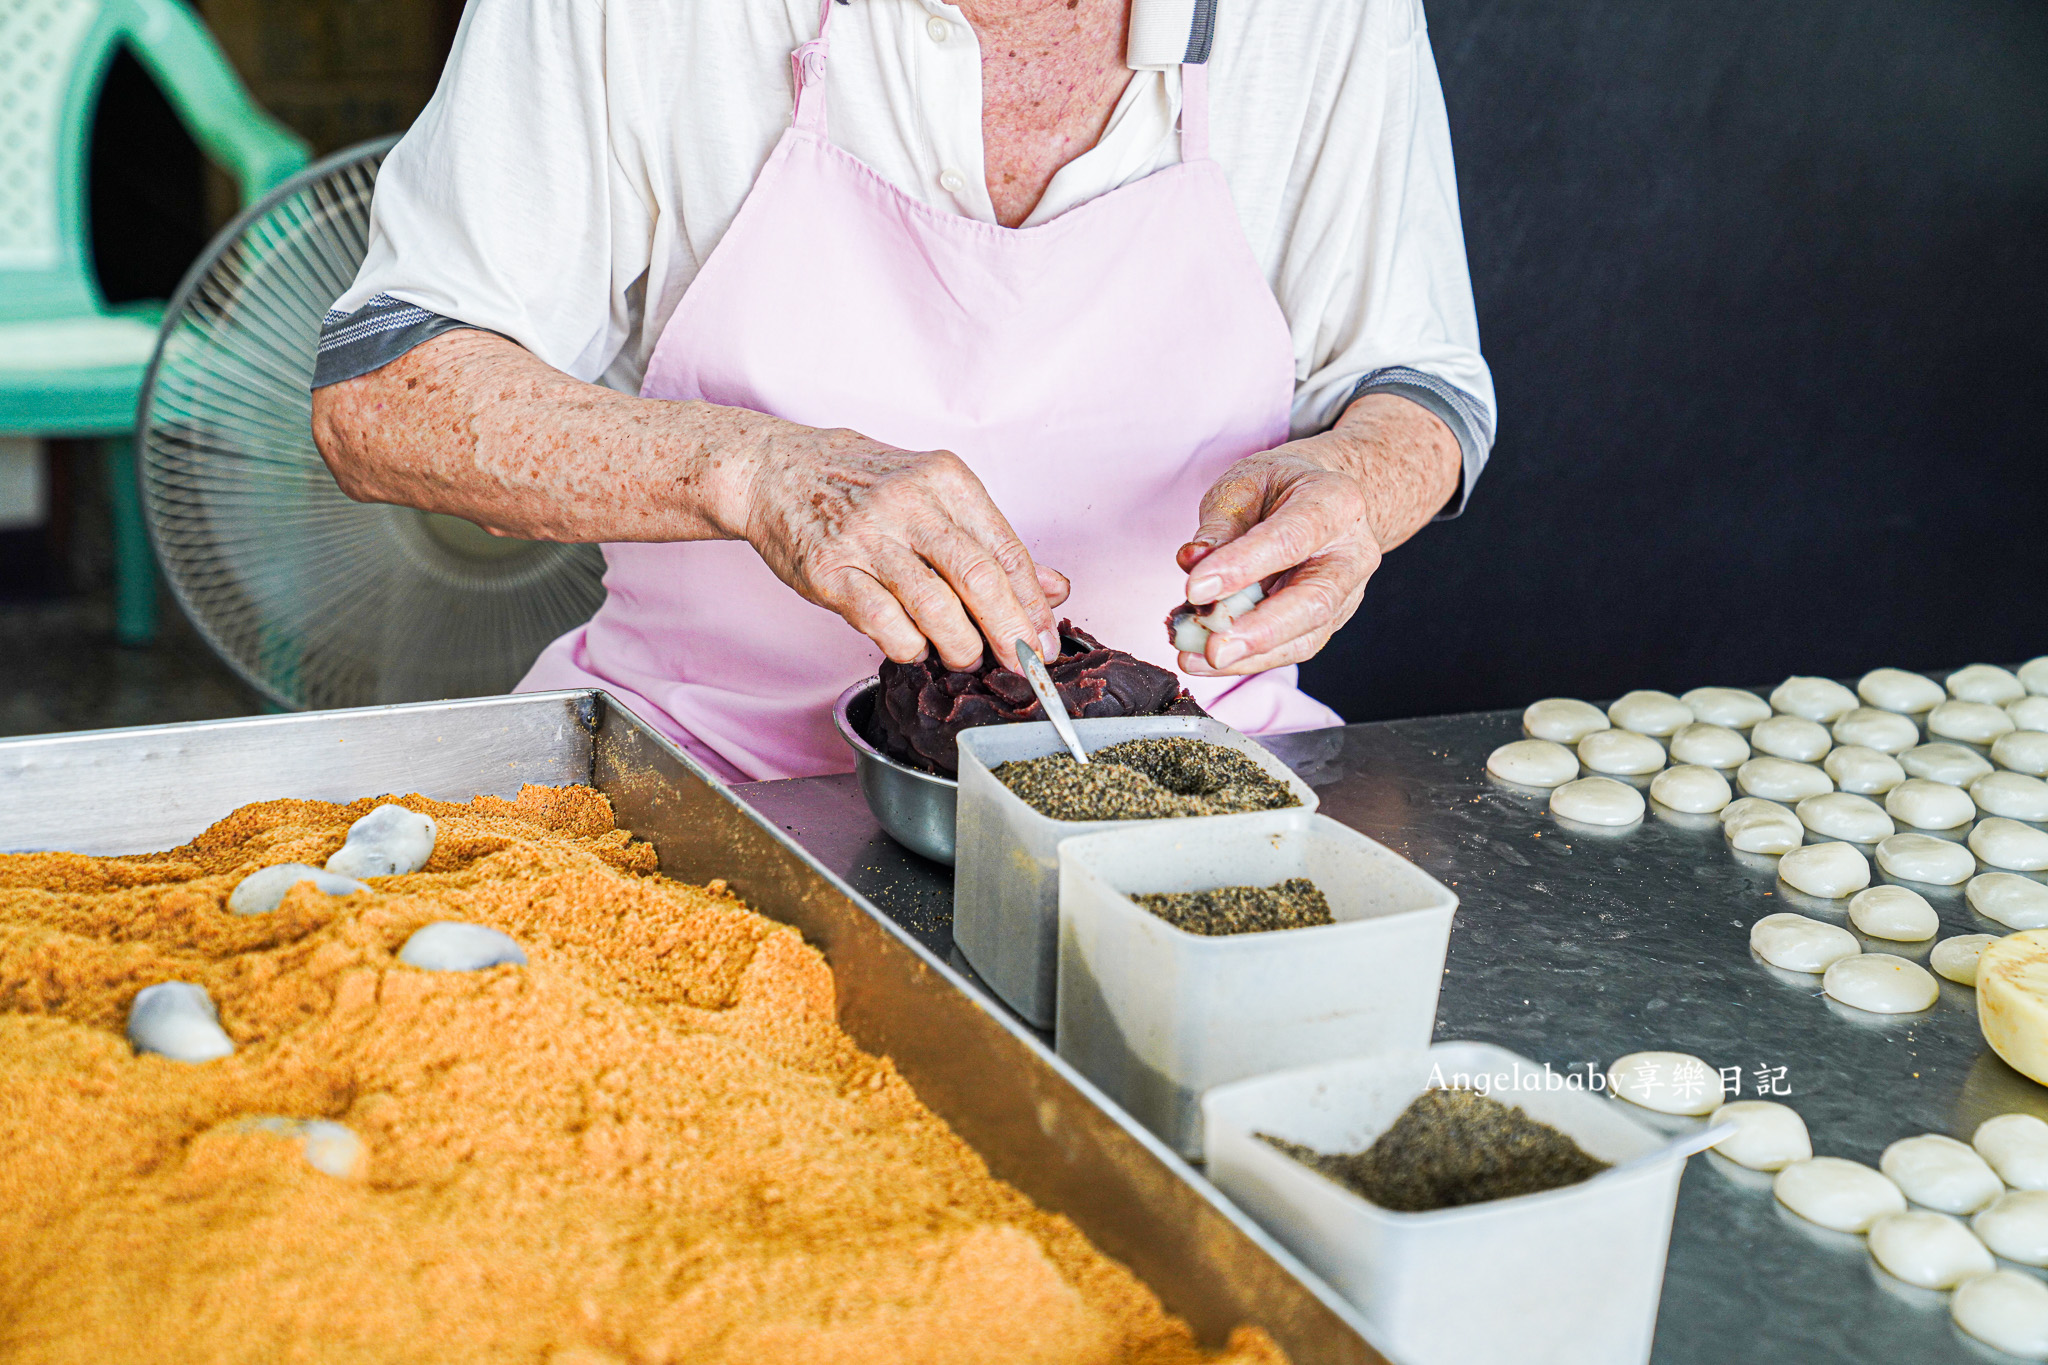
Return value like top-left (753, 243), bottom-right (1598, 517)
top-left (314, 0), bottom-right (654, 389)
top-left (1279, 1), bottom-right (1495, 517)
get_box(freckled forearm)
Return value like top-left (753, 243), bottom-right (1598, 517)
top-left (309, 330), bottom-right (790, 543)
top-left (1291, 393), bottom-right (1462, 553)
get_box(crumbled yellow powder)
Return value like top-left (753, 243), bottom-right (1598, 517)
top-left (0, 785), bottom-right (1284, 1365)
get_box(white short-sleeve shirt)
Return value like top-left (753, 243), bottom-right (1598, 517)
top-left (324, 0), bottom-right (1496, 501)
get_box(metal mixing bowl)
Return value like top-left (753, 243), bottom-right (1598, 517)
top-left (833, 678), bottom-right (958, 865)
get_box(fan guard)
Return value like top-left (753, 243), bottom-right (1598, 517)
top-left (137, 137), bottom-right (606, 711)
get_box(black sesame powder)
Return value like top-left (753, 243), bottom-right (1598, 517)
top-left (1259, 1088), bottom-right (1611, 1213)
top-left (990, 737), bottom-right (1299, 822)
top-left (1133, 879), bottom-right (1333, 936)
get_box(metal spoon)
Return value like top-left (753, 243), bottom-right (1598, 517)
top-left (1014, 638), bottom-right (1088, 764)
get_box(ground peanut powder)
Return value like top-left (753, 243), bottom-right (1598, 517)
top-left (0, 786), bottom-right (1285, 1365)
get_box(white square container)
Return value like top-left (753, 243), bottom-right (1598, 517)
top-left (1204, 1042), bottom-right (1685, 1365)
top-left (1056, 811), bottom-right (1456, 1157)
top-left (953, 716), bottom-right (1317, 1026)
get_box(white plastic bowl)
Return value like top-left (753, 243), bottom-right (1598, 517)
top-left (953, 716), bottom-right (1317, 1026)
top-left (1056, 811), bottom-right (1456, 1156)
top-left (1204, 1042), bottom-right (1686, 1365)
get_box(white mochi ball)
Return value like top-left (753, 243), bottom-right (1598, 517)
top-left (1976, 1114), bottom-right (2048, 1190)
top-left (1995, 731), bottom-right (2048, 778)
top-left (1680, 687), bottom-right (1772, 729)
top-left (1930, 699), bottom-right (2018, 744)
top-left (1750, 913), bottom-right (1860, 973)
top-left (1170, 584), bottom-right (1267, 652)
top-left (1607, 689), bottom-right (1692, 737)
top-left (326, 803), bottom-right (440, 880)
top-left (1778, 841), bottom-right (1871, 898)
top-left (228, 863), bottom-right (370, 917)
top-left (1773, 1157), bottom-right (1905, 1232)
top-left (1723, 797), bottom-right (1805, 854)
top-left (1949, 664), bottom-right (2028, 705)
top-left (1577, 728), bottom-right (1666, 775)
top-left (1968, 873), bottom-right (2048, 930)
top-left (1974, 771), bottom-right (2048, 821)
top-left (1822, 953), bottom-right (1940, 1013)
top-left (1709, 1100), bottom-right (1811, 1172)
top-left (1865, 1210), bottom-right (1994, 1288)
top-left (1932, 934), bottom-right (1999, 986)
top-left (1900, 742), bottom-right (1994, 786)
top-left (1971, 818), bottom-right (2048, 872)
top-left (239, 1116), bottom-right (366, 1179)
top-left (1650, 764), bottom-right (1732, 814)
top-left (2010, 696), bottom-right (2048, 733)
top-left (1824, 745), bottom-right (1906, 795)
top-left (1770, 676), bottom-right (1859, 722)
top-left (1880, 1134), bottom-right (2005, 1214)
top-left (1858, 668), bottom-right (1946, 714)
top-left (1524, 698), bottom-right (1611, 743)
top-left (127, 981), bottom-right (235, 1063)
top-left (1884, 778), bottom-right (1978, 830)
top-left (1549, 776), bottom-right (1647, 826)
top-left (1876, 832), bottom-right (1978, 886)
top-left (1975, 1190), bottom-right (2048, 1266)
top-left (1487, 739), bottom-right (1580, 787)
top-left (1668, 722), bottom-right (1750, 769)
top-left (1751, 715), bottom-right (1833, 762)
top-left (1848, 884), bottom-right (1939, 941)
top-left (1796, 792), bottom-right (1893, 843)
top-left (399, 922), bottom-right (529, 972)
top-left (1833, 707), bottom-right (1921, 754)
top-left (2025, 658), bottom-right (2048, 696)
top-left (1607, 1050), bottom-right (1725, 1115)
top-left (1737, 757), bottom-right (1833, 801)
top-left (1952, 1270), bottom-right (2048, 1359)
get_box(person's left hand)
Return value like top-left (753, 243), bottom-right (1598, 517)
top-left (1174, 444), bottom-right (1381, 677)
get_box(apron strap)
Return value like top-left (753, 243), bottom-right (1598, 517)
top-left (1179, 61), bottom-right (1210, 161)
top-left (791, 0), bottom-right (838, 135)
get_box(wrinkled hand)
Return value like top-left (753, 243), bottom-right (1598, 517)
top-left (1175, 445), bottom-right (1381, 676)
top-left (742, 428), bottom-right (1068, 671)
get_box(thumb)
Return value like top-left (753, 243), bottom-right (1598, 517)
top-left (1179, 466), bottom-right (1269, 596)
top-left (1176, 538), bottom-right (1219, 573)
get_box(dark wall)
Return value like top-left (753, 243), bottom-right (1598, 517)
top-left (90, 51), bottom-right (206, 305)
top-left (1301, 0), bottom-right (2048, 721)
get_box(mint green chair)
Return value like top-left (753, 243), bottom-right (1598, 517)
top-left (0, 0), bottom-right (307, 643)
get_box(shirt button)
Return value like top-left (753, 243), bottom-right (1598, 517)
top-left (927, 16), bottom-right (951, 41)
top-left (938, 168), bottom-right (967, 194)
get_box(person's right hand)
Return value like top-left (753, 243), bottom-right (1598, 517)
top-left (739, 426), bottom-right (1068, 672)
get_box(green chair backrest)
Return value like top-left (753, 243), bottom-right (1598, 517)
top-left (0, 0), bottom-right (308, 325)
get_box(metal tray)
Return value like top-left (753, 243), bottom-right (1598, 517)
top-left (0, 690), bottom-right (1381, 1364)
top-left (739, 706), bottom-right (2048, 1365)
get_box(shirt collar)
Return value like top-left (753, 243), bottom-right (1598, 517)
top-left (906, 0), bottom-right (1205, 72)
top-left (1126, 0), bottom-right (1211, 70)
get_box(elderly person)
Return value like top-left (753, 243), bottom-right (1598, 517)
top-left (311, 0), bottom-right (1494, 781)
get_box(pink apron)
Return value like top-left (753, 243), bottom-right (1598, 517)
top-left (519, 2), bottom-right (1343, 782)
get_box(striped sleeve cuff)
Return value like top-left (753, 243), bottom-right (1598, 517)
top-left (312, 293), bottom-right (485, 388)
top-left (1343, 366), bottom-right (1496, 520)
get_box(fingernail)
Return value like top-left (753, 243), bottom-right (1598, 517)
top-left (1040, 628), bottom-right (1061, 658)
top-left (1179, 652), bottom-right (1215, 676)
top-left (1188, 575), bottom-right (1222, 602)
top-left (1212, 638), bottom-right (1248, 667)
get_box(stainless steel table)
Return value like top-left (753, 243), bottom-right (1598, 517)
top-left (737, 710), bottom-right (2048, 1365)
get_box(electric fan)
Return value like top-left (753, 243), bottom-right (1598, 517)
top-left (136, 137), bottom-right (607, 711)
